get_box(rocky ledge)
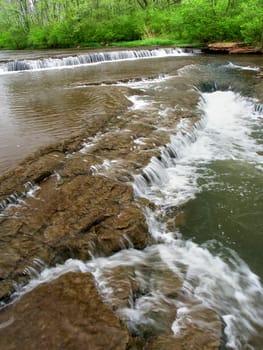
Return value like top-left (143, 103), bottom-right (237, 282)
top-left (0, 139), bottom-right (150, 302)
top-left (0, 272), bottom-right (131, 350)
top-left (0, 271), bottom-right (224, 350)
top-left (204, 42), bottom-right (263, 54)
top-left (0, 81), bottom-right (200, 302)
top-left (0, 79), bottom-right (223, 349)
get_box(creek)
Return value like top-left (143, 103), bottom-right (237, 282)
top-left (0, 48), bottom-right (262, 349)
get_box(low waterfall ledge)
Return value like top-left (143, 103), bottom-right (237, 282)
top-left (0, 76), bottom-right (224, 350)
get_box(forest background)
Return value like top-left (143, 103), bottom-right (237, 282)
top-left (0, 0), bottom-right (262, 50)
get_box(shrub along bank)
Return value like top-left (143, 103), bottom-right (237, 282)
top-left (0, 0), bottom-right (262, 50)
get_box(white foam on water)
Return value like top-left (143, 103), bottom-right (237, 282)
top-left (79, 132), bottom-right (103, 154)
top-left (14, 238), bottom-right (263, 349)
top-left (133, 137), bottom-right (147, 146)
top-left (223, 62), bottom-right (260, 71)
top-left (0, 181), bottom-right (40, 215)
top-left (0, 48), bottom-right (195, 75)
top-left (131, 89), bottom-right (263, 348)
top-left (7, 88), bottom-right (263, 349)
top-left (127, 95), bottom-right (152, 111)
top-left (134, 90), bottom-right (262, 208)
top-left (159, 239), bottom-right (263, 347)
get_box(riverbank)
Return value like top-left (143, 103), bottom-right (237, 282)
top-left (1, 36), bottom-right (262, 54)
top-left (203, 42), bottom-right (263, 54)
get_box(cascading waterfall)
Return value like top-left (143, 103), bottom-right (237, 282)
top-left (135, 90), bottom-right (262, 201)
top-left (0, 181), bottom-right (40, 214)
top-left (132, 89), bottom-right (263, 349)
top-left (10, 84), bottom-right (263, 349)
top-left (255, 103), bottom-right (263, 113)
top-left (0, 48), bottom-right (196, 73)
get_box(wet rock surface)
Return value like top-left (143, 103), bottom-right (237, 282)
top-left (0, 171), bottom-right (149, 300)
top-left (0, 74), bottom-right (200, 300)
top-left (0, 86), bottom-right (155, 300)
top-left (0, 272), bottom-right (131, 350)
top-left (143, 292), bottom-right (223, 350)
top-left (99, 263), bottom-right (223, 350)
top-left (0, 72), bottom-right (223, 349)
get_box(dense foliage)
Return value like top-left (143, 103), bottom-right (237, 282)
top-left (0, 0), bottom-right (262, 49)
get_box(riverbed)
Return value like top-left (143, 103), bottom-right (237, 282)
top-left (0, 48), bottom-right (262, 349)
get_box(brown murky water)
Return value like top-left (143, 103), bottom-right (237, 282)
top-left (0, 50), bottom-right (262, 174)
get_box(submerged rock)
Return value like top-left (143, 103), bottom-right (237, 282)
top-left (144, 298), bottom-right (223, 350)
top-left (0, 71), bottom-right (223, 349)
top-left (0, 83), bottom-right (174, 301)
top-left (0, 173), bottom-right (148, 301)
top-left (0, 272), bottom-right (131, 350)
top-left (93, 259), bottom-right (224, 350)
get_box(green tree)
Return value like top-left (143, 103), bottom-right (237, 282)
top-left (238, 0), bottom-right (263, 45)
top-left (0, 0), bottom-right (262, 49)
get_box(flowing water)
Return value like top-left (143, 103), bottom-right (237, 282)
top-left (0, 48), bottom-right (263, 349)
